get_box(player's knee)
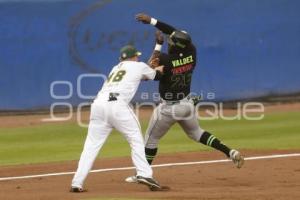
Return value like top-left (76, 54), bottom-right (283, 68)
top-left (145, 140), bottom-right (158, 149)
top-left (187, 128), bottom-right (205, 142)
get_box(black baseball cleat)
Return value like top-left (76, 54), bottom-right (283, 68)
top-left (136, 176), bottom-right (160, 188)
top-left (136, 176), bottom-right (170, 191)
top-left (70, 187), bottom-right (87, 193)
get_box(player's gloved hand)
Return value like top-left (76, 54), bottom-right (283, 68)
top-left (190, 95), bottom-right (202, 106)
top-left (155, 65), bottom-right (164, 74)
top-left (155, 31), bottom-right (164, 45)
top-left (135, 13), bottom-right (151, 24)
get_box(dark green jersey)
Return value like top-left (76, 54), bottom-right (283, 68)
top-left (155, 20), bottom-right (197, 101)
top-left (159, 46), bottom-right (196, 101)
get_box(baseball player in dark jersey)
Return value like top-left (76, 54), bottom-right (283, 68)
top-left (126, 13), bottom-right (244, 183)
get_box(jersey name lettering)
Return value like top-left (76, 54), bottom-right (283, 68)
top-left (171, 55), bottom-right (193, 67)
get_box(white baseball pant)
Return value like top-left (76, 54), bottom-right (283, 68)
top-left (72, 100), bottom-right (152, 188)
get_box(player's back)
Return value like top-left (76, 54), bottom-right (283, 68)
top-left (158, 44), bottom-right (197, 101)
top-left (95, 60), bottom-right (155, 104)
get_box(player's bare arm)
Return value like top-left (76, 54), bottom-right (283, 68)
top-left (148, 31), bottom-right (164, 69)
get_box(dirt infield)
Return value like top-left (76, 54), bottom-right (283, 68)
top-left (1, 103), bottom-right (299, 199)
top-left (0, 150), bottom-right (299, 200)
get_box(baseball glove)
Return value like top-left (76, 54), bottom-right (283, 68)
top-left (190, 95), bottom-right (202, 105)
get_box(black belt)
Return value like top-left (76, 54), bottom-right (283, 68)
top-left (162, 95), bottom-right (188, 105)
top-left (108, 93), bottom-right (119, 101)
top-left (163, 100), bottom-right (180, 105)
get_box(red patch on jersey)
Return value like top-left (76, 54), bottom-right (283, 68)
top-left (171, 64), bottom-right (193, 74)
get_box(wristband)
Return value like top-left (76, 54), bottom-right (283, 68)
top-left (150, 18), bottom-right (158, 26)
top-left (154, 44), bottom-right (162, 51)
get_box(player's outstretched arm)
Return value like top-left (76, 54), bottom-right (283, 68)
top-left (135, 13), bottom-right (176, 35)
top-left (148, 31), bottom-right (164, 69)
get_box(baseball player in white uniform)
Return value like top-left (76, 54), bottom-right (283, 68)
top-left (70, 45), bottom-right (167, 192)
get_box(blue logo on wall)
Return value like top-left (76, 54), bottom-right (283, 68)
top-left (68, 0), bottom-right (151, 73)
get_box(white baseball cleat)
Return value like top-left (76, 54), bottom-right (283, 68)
top-left (230, 149), bottom-right (245, 169)
top-left (125, 175), bottom-right (138, 183)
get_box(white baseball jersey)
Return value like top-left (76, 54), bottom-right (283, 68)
top-left (95, 61), bottom-right (156, 103)
top-left (72, 60), bottom-right (157, 189)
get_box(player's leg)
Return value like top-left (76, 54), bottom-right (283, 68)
top-left (144, 104), bottom-right (176, 164)
top-left (112, 103), bottom-right (166, 189)
top-left (125, 104), bottom-right (175, 184)
top-left (177, 103), bottom-right (244, 168)
top-left (71, 104), bottom-right (112, 190)
top-left (111, 103), bottom-right (153, 178)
